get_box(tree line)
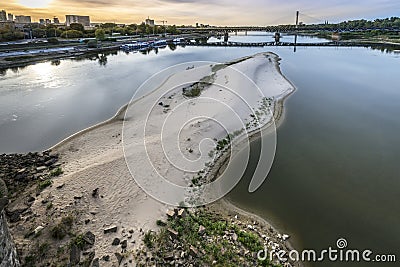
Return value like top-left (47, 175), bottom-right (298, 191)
top-left (0, 22), bottom-right (181, 42)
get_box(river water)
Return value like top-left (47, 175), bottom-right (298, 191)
top-left (0, 33), bottom-right (399, 266)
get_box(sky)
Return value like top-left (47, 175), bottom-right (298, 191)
top-left (2, 0), bottom-right (400, 26)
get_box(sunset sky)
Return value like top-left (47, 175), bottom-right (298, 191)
top-left (2, 0), bottom-right (400, 26)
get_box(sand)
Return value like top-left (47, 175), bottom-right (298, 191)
top-left (30, 52), bottom-right (296, 265)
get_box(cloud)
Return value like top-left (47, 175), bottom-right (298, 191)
top-left (2, 0), bottom-right (400, 25)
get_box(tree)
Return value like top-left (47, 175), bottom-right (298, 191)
top-left (69, 23), bottom-right (84, 32)
top-left (95, 29), bottom-right (106, 40)
top-left (60, 30), bottom-right (84, 38)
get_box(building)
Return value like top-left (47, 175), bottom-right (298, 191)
top-left (15, 15), bottom-right (31, 24)
top-left (8, 13), bottom-right (13, 22)
top-left (53, 17), bottom-right (60, 24)
top-left (145, 17), bottom-right (155, 27)
top-left (0, 10), bottom-right (6, 22)
top-left (39, 19), bottom-right (45, 24)
top-left (65, 15), bottom-right (90, 27)
top-left (46, 19), bottom-right (51, 24)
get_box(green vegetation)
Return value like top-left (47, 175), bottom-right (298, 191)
top-left (50, 215), bottom-right (74, 240)
top-left (60, 30), bottom-right (84, 38)
top-left (87, 39), bottom-right (98, 48)
top-left (139, 209), bottom-right (279, 266)
top-left (49, 167), bottom-right (63, 177)
top-left (37, 179), bottom-right (52, 191)
top-left (46, 37), bottom-right (59, 44)
top-left (95, 29), bottom-right (106, 40)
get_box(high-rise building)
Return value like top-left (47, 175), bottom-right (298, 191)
top-left (145, 17), bottom-right (155, 27)
top-left (45, 19), bottom-right (51, 24)
top-left (15, 15), bottom-right (32, 24)
top-left (0, 10), bottom-right (6, 22)
top-left (7, 13), bottom-right (13, 22)
top-left (53, 17), bottom-right (60, 24)
top-left (65, 15), bottom-right (90, 27)
top-left (39, 19), bottom-right (45, 24)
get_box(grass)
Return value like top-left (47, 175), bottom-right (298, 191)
top-left (50, 167), bottom-right (63, 177)
top-left (139, 209), bottom-right (280, 266)
top-left (37, 179), bottom-right (52, 191)
top-left (50, 215), bottom-right (74, 240)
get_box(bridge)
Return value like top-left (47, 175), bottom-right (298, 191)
top-left (178, 11), bottom-right (328, 33)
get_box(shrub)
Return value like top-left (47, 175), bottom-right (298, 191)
top-left (50, 167), bottom-right (63, 177)
top-left (87, 40), bottom-right (98, 48)
top-left (47, 37), bottom-right (59, 44)
top-left (37, 179), bottom-right (52, 191)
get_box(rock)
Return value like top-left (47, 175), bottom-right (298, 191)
top-left (83, 231), bottom-right (95, 246)
top-left (27, 196), bottom-right (35, 202)
top-left (166, 209), bottom-right (175, 218)
top-left (164, 252), bottom-right (174, 260)
top-left (92, 188), bottom-right (99, 198)
top-left (56, 183), bottom-right (65, 189)
top-left (121, 239), bottom-right (128, 249)
top-left (198, 225), bottom-right (206, 235)
top-left (232, 233), bottom-right (238, 241)
top-left (282, 234), bottom-right (290, 241)
top-left (104, 225), bottom-right (118, 234)
top-left (91, 258), bottom-right (99, 267)
top-left (115, 252), bottom-right (123, 265)
top-left (36, 166), bottom-right (47, 172)
top-left (34, 226), bottom-right (44, 235)
top-left (167, 228), bottom-right (178, 239)
top-left (102, 255), bottom-right (110, 261)
top-left (177, 209), bottom-right (186, 218)
top-left (189, 245), bottom-right (198, 256)
top-left (85, 219), bottom-right (91, 225)
top-left (70, 244), bottom-right (81, 265)
top-left (128, 229), bottom-right (134, 234)
top-left (112, 238), bottom-right (120, 246)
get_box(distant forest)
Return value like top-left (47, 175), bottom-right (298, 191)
top-left (311, 17), bottom-right (400, 30)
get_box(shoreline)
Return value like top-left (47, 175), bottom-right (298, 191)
top-left (54, 51), bottom-right (298, 261)
top-left (5, 52), bottom-right (300, 266)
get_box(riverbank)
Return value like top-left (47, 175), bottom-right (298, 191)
top-left (3, 52), bottom-right (298, 266)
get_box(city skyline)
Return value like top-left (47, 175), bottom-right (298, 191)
top-left (1, 0), bottom-right (400, 25)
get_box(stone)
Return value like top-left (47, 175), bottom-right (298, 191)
top-left (104, 225), bottom-right (118, 234)
top-left (92, 188), bottom-right (99, 198)
top-left (115, 252), bottom-right (123, 265)
top-left (198, 225), bottom-right (206, 235)
top-left (112, 238), bottom-right (120, 246)
top-left (91, 258), bottom-right (99, 267)
top-left (128, 229), bottom-right (134, 234)
top-left (232, 233), bottom-right (238, 241)
top-left (166, 209), bottom-right (175, 218)
top-left (36, 166), bottom-right (47, 172)
top-left (70, 244), bottom-right (81, 265)
top-left (121, 239), bottom-right (128, 249)
top-left (83, 231), bottom-right (95, 246)
top-left (167, 228), bottom-right (178, 239)
top-left (177, 209), bottom-right (186, 218)
top-left (189, 245), bottom-right (198, 256)
top-left (34, 226), bottom-right (44, 235)
top-left (164, 252), bottom-right (174, 260)
top-left (56, 183), bottom-right (65, 189)
top-left (102, 255), bottom-right (110, 261)
top-left (27, 196), bottom-right (35, 202)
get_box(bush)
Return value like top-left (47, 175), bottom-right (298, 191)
top-left (37, 179), bottom-right (52, 191)
top-left (87, 40), bottom-right (98, 48)
top-left (50, 167), bottom-right (63, 177)
top-left (47, 37), bottom-right (59, 44)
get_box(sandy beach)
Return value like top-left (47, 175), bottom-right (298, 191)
top-left (7, 52), bottom-right (298, 266)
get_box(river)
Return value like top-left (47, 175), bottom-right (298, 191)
top-left (0, 33), bottom-right (399, 266)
